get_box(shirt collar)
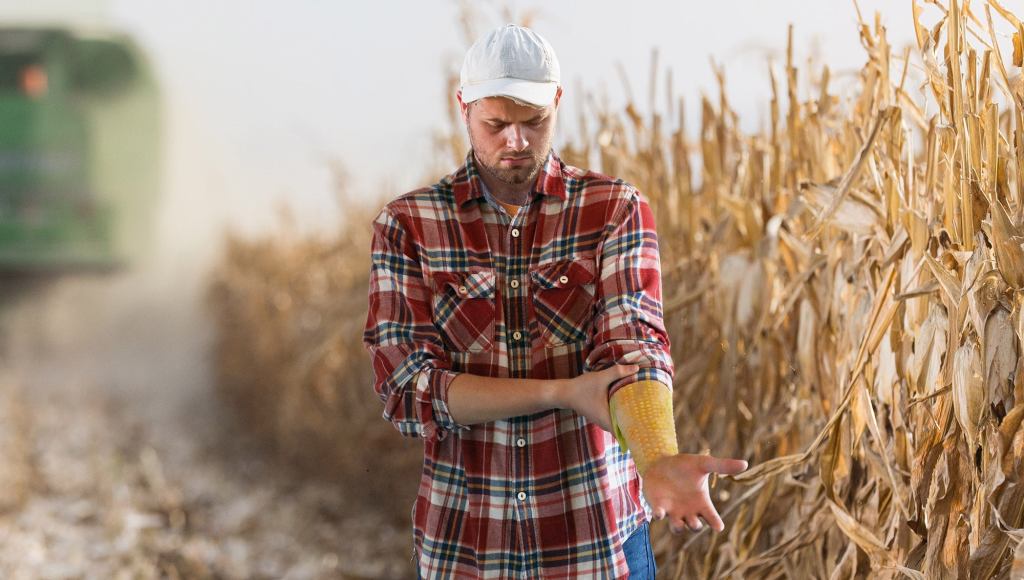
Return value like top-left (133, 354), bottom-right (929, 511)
top-left (452, 150), bottom-right (567, 207)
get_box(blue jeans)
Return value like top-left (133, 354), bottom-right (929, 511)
top-left (622, 521), bottom-right (657, 578)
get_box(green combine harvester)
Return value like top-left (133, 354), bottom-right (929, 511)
top-left (0, 26), bottom-right (159, 274)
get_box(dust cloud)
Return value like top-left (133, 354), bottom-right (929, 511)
top-left (0, 97), bottom-right (410, 577)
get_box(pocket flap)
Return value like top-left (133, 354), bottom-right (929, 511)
top-left (530, 259), bottom-right (597, 289)
top-left (432, 270), bottom-right (496, 298)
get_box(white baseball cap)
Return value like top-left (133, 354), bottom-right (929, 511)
top-left (459, 24), bottom-right (560, 107)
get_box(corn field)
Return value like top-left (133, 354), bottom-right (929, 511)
top-left (208, 1), bottom-right (1024, 577)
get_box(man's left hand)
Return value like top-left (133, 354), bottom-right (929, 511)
top-left (641, 453), bottom-right (748, 534)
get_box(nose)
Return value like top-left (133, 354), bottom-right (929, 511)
top-left (504, 124), bottom-right (529, 151)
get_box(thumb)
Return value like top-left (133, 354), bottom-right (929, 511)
top-left (705, 456), bottom-right (749, 475)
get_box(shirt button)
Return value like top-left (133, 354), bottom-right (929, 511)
top-left (509, 279), bottom-right (520, 289)
top-left (511, 228), bottom-right (520, 238)
top-left (512, 331), bottom-right (522, 341)
top-left (516, 491), bottom-right (527, 501)
top-left (516, 438), bottom-right (526, 447)
top-left (558, 275), bottom-right (569, 284)
top-left (458, 285), bottom-right (468, 294)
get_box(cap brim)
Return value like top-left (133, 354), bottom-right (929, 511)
top-left (461, 78), bottom-right (558, 107)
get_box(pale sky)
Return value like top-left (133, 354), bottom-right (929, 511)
top-left (0, 0), bottom-right (971, 246)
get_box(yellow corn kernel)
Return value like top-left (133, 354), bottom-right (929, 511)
top-left (609, 381), bottom-right (678, 475)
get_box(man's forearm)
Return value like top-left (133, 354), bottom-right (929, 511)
top-left (447, 373), bottom-right (566, 425)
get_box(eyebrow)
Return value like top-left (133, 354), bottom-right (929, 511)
top-left (485, 112), bottom-right (548, 124)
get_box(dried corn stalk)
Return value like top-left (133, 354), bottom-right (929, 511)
top-left (206, 201), bottom-right (419, 505)
top-left (568, 1), bottom-right (1024, 577)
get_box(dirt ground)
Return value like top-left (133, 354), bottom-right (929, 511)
top-left (0, 270), bottom-right (415, 579)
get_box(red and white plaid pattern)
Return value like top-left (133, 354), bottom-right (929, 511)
top-left (364, 151), bottom-right (673, 578)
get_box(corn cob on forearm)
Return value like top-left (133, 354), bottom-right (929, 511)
top-left (609, 380), bottom-right (678, 475)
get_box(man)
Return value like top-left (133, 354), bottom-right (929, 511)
top-left (364, 24), bottom-right (748, 578)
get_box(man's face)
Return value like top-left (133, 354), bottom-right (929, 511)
top-left (459, 89), bottom-right (561, 189)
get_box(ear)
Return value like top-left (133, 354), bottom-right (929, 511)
top-left (457, 90), bottom-right (470, 123)
top-left (553, 86), bottom-right (563, 109)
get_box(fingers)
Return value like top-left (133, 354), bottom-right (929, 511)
top-left (605, 363), bottom-right (640, 380)
top-left (668, 515), bottom-right (687, 534)
top-left (667, 514), bottom-right (704, 534)
top-left (660, 501), bottom-right (705, 534)
top-left (585, 364), bottom-right (640, 390)
top-left (703, 455), bottom-right (749, 476)
top-left (699, 504), bottom-right (726, 532)
top-left (658, 501), bottom-right (726, 534)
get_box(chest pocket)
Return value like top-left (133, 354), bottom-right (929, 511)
top-left (430, 270), bottom-right (496, 353)
top-left (529, 258), bottom-right (598, 346)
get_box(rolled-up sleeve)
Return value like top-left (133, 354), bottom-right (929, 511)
top-left (363, 207), bottom-right (466, 440)
top-left (587, 190), bottom-right (674, 397)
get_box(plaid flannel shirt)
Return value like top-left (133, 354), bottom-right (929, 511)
top-left (363, 151), bottom-right (673, 578)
